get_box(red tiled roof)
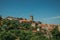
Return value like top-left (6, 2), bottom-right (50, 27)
top-left (39, 24), bottom-right (48, 27)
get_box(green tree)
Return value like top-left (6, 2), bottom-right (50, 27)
top-left (20, 22), bottom-right (31, 29)
top-left (51, 25), bottom-right (60, 40)
top-left (30, 32), bottom-right (48, 40)
top-left (0, 15), bottom-right (2, 20)
top-left (0, 31), bottom-right (16, 40)
top-left (0, 15), bottom-right (2, 26)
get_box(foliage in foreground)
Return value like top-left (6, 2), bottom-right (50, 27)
top-left (0, 19), bottom-right (60, 40)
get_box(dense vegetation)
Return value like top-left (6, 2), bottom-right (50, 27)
top-left (0, 17), bottom-right (60, 40)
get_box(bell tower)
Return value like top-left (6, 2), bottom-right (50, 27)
top-left (30, 15), bottom-right (33, 21)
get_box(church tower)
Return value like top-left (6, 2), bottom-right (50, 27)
top-left (30, 15), bottom-right (34, 21)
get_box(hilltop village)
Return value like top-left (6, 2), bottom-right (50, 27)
top-left (0, 15), bottom-right (60, 40)
top-left (0, 16), bottom-right (60, 32)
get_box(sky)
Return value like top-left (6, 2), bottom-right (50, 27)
top-left (0, 0), bottom-right (60, 24)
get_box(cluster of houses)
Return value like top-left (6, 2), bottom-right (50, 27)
top-left (4, 16), bottom-right (59, 32)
